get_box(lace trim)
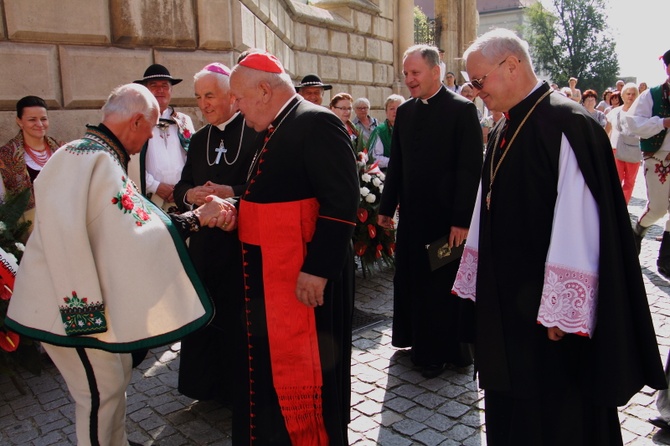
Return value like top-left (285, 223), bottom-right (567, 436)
top-left (537, 263), bottom-right (597, 337)
top-left (451, 246), bottom-right (478, 301)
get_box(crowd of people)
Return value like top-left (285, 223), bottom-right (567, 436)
top-left (1, 29), bottom-right (670, 446)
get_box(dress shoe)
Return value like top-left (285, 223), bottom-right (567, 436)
top-left (421, 363), bottom-right (447, 379)
top-left (649, 417), bottom-right (670, 430)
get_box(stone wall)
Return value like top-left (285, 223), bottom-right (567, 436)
top-left (0, 0), bottom-right (404, 145)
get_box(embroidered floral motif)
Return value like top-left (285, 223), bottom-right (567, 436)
top-left (654, 160), bottom-right (670, 184)
top-left (111, 176), bottom-right (152, 226)
top-left (452, 246), bottom-right (478, 301)
top-left (537, 264), bottom-right (597, 337)
top-left (59, 291), bottom-right (107, 336)
top-left (175, 114), bottom-right (192, 150)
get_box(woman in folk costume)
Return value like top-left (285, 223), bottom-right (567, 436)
top-left (0, 95), bottom-right (63, 224)
top-left (5, 84), bottom-right (236, 446)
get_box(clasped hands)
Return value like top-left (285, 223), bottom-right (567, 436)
top-left (187, 181), bottom-right (235, 205)
top-left (193, 195), bottom-right (237, 231)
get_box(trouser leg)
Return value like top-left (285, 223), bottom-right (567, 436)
top-left (638, 153), bottom-right (670, 230)
top-left (42, 343), bottom-right (132, 446)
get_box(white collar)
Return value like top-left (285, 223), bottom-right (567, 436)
top-left (215, 112), bottom-right (240, 131)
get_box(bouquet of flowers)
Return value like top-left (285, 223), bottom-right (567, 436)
top-left (352, 150), bottom-right (396, 276)
top-left (0, 189), bottom-right (42, 393)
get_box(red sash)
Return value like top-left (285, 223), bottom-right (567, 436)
top-left (238, 198), bottom-right (329, 445)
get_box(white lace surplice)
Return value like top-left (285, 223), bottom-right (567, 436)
top-left (452, 134), bottom-right (599, 337)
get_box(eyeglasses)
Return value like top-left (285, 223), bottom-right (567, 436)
top-left (333, 106), bottom-right (352, 111)
top-left (470, 59), bottom-right (507, 90)
top-left (355, 106), bottom-right (369, 110)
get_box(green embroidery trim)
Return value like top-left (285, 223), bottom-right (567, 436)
top-left (111, 176), bottom-right (153, 226)
top-left (59, 291), bottom-right (107, 336)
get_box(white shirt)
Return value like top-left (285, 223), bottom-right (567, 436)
top-left (144, 108), bottom-right (194, 193)
top-left (625, 87), bottom-right (670, 153)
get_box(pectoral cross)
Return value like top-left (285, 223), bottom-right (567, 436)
top-left (214, 140), bottom-right (226, 164)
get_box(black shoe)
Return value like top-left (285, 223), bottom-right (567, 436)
top-left (650, 417), bottom-right (670, 430)
top-left (421, 363), bottom-right (447, 378)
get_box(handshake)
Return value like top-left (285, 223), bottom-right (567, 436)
top-left (192, 195), bottom-right (238, 231)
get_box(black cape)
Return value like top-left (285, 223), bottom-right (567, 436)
top-left (474, 82), bottom-right (665, 406)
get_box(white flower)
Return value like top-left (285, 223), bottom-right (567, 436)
top-left (365, 193), bottom-right (376, 203)
top-left (0, 222), bottom-right (6, 233)
top-left (379, 173), bottom-right (386, 181)
top-left (372, 177), bottom-right (382, 187)
top-left (360, 187), bottom-right (370, 197)
top-left (357, 160), bottom-right (366, 168)
top-left (379, 185), bottom-right (384, 193)
top-left (361, 173), bottom-right (372, 183)
top-left (14, 242), bottom-right (25, 252)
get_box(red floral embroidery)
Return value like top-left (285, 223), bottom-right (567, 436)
top-left (112, 176), bottom-right (153, 225)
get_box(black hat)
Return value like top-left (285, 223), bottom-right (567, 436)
top-left (133, 64), bottom-right (182, 85)
top-left (662, 50), bottom-right (670, 66)
top-left (295, 74), bottom-right (332, 91)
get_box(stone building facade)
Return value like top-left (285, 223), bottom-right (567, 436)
top-left (0, 0), bottom-right (417, 145)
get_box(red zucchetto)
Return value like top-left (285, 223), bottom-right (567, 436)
top-left (238, 52), bottom-right (284, 73)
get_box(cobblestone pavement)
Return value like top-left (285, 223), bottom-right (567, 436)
top-left (3, 174), bottom-right (670, 445)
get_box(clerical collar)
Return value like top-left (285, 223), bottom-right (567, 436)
top-left (507, 80), bottom-right (548, 121)
top-left (215, 112), bottom-right (240, 131)
top-left (420, 85), bottom-right (444, 104)
top-left (269, 94), bottom-right (299, 124)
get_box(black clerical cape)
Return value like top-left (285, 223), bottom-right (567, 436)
top-left (474, 83), bottom-right (664, 402)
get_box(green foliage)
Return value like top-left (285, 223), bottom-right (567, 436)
top-left (414, 6), bottom-right (432, 45)
top-left (523, 0), bottom-right (619, 95)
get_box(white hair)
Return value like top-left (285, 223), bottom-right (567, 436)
top-left (353, 97), bottom-right (370, 108)
top-left (463, 28), bottom-right (533, 68)
top-left (194, 68), bottom-right (231, 91)
top-left (102, 84), bottom-right (158, 121)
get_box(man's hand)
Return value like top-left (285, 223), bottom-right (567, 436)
top-left (156, 182), bottom-right (174, 202)
top-left (295, 272), bottom-right (327, 307)
top-left (187, 185), bottom-right (217, 206)
top-left (449, 226), bottom-right (468, 248)
top-left (547, 326), bottom-right (565, 341)
top-left (377, 214), bottom-right (394, 229)
top-left (204, 181), bottom-right (235, 199)
top-left (194, 195), bottom-right (237, 230)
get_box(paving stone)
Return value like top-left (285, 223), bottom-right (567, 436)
top-left (384, 396), bottom-right (417, 413)
top-left (437, 400), bottom-right (470, 419)
top-left (392, 418), bottom-right (426, 436)
top-left (413, 428), bottom-right (448, 446)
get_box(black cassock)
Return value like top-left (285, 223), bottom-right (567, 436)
top-left (379, 86), bottom-right (483, 367)
top-left (174, 113), bottom-right (262, 402)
